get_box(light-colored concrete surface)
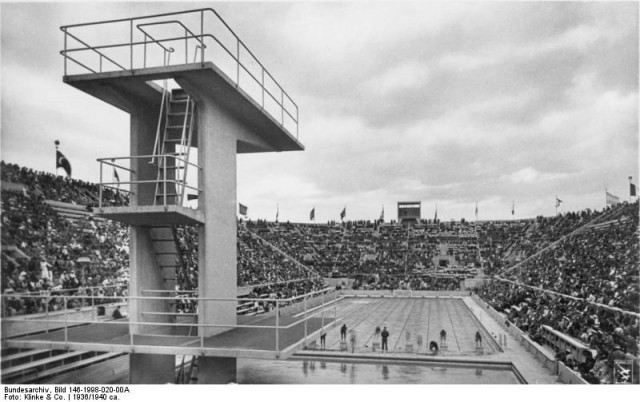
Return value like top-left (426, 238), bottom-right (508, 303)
top-left (462, 296), bottom-right (560, 384)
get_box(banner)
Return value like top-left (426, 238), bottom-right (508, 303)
top-left (606, 191), bottom-right (620, 206)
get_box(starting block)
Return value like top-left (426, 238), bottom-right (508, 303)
top-left (340, 341), bottom-right (348, 351)
top-left (405, 344), bottom-right (414, 353)
top-left (440, 344), bottom-right (448, 351)
top-left (372, 342), bottom-right (380, 352)
top-left (307, 340), bottom-right (318, 350)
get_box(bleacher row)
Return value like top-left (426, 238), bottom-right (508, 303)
top-left (1, 348), bottom-right (126, 384)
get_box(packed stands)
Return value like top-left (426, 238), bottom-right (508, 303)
top-left (2, 161), bottom-right (638, 383)
top-left (477, 200), bottom-right (639, 383)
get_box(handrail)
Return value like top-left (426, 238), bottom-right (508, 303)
top-left (61, 34), bottom-right (298, 126)
top-left (137, 21), bottom-right (206, 48)
top-left (60, 8), bottom-right (299, 137)
top-left (97, 154), bottom-right (202, 208)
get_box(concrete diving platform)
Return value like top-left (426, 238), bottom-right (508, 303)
top-left (64, 63), bottom-right (304, 154)
top-left (3, 315), bottom-right (334, 361)
top-left (96, 205), bottom-right (204, 226)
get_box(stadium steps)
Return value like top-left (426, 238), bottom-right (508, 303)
top-left (149, 226), bottom-right (178, 289)
top-left (1, 349), bottom-right (101, 383)
top-left (43, 199), bottom-right (100, 227)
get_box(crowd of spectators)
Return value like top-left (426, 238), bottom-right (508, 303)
top-left (3, 160), bottom-right (638, 384)
top-left (477, 200), bottom-right (639, 383)
top-left (2, 163), bottom-right (129, 316)
top-left (351, 274), bottom-right (460, 291)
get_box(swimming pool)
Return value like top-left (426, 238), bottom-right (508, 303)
top-left (236, 357), bottom-right (522, 384)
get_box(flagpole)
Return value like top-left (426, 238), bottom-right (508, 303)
top-left (555, 194), bottom-right (557, 216)
top-left (629, 177), bottom-right (633, 203)
top-left (54, 140), bottom-right (59, 174)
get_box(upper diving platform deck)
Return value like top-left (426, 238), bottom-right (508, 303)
top-left (64, 63), bottom-right (304, 153)
top-left (60, 8), bottom-right (303, 153)
top-left (96, 204), bottom-right (204, 226)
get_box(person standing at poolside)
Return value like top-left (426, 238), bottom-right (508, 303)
top-left (381, 326), bottom-right (390, 352)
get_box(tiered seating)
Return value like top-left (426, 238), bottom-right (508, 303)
top-left (1, 348), bottom-right (124, 384)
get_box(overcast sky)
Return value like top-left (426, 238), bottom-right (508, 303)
top-left (1, 1), bottom-right (638, 223)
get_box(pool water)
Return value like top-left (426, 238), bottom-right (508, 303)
top-left (236, 358), bottom-right (521, 384)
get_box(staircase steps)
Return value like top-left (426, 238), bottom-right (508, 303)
top-left (149, 226), bottom-right (179, 288)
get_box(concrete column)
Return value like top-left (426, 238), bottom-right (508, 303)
top-left (197, 357), bottom-right (237, 384)
top-left (128, 103), bottom-right (172, 333)
top-left (129, 354), bottom-right (175, 384)
top-left (128, 104), bottom-right (174, 383)
top-left (197, 99), bottom-right (238, 337)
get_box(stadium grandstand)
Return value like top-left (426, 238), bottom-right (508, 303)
top-left (2, 161), bottom-right (638, 384)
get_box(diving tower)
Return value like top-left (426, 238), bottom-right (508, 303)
top-left (10, 8), bottom-right (307, 384)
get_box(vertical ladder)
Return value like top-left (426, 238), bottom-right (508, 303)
top-left (152, 88), bottom-right (196, 207)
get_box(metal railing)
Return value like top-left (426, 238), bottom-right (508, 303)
top-left (2, 288), bottom-right (338, 354)
top-left (60, 8), bottom-right (299, 138)
top-left (96, 154), bottom-right (201, 209)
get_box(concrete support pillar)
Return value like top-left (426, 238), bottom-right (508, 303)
top-left (128, 104), bottom-right (173, 381)
top-left (197, 99), bottom-right (238, 337)
top-left (129, 354), bottom-right (175, 384)
top-left (197, 357), bottom-right (237, 384)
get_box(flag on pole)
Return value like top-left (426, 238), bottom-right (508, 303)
top-left (475, 202), bottom-right (478, 219)
top-left (113, 168), bottom-right (120, 187)
top-left (630, 176), bottom-right (637, 197)
top-left (55, 140), bottom-right (72, 177)
top-left (380, 206), bottom-right (384, 222)
top-left (340, 206), bottom-right (346, 220)
top-left (434, 204), bottom-right (438, 222)
top-left (606, 191), bottom-right (620, 206)
top-left (555, 196), bottom-right (562, 208)
top-left (275, 204), bottom-right (279, 223)
top-left (239, 203), bottom-right (248, 216)
top-left (310, 207), bottom-right (315, 221)
top-left (511, 201), bottom-right (514, 216)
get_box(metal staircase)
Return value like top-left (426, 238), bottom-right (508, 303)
top-left (151, 87), bottom-right (196, 207)
top-left (149, 226), bottom-right (179, 290)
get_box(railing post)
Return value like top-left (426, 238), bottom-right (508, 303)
top-left (200, 11), bottom-right (205, 64)
top-left (185, 28), bottom-right (188, 64)
top-left (281, 91), bottom-right (284, 125)
top-left (99, 54), bottom-right (103, 73)
top-left (261, 69), bottom-right (265, 108)
top-left (143, 34), bottom-right (148, 68)
top-left (236, 40), bottom-right (240, 85)
top-left (321, 291), bottom-right (325, 329)
top-left (304, 295), bottom-right (308, 346)
top-left (130, 19), bottom-right (134, 70)
top-left (163, 155), bottom-right (167, 206)
top-left (63, 31), bottom-right (68, 76)
top-left (275, 300), bottom-right (280, 352)
top-left (63, 296), bottom-right (68, 344)
top-left (46, 296), bottom-right (50, 333)
top-left (99, 162), bottom-right (103, 209)
top-left (92, 293), bottom-right (95, 322)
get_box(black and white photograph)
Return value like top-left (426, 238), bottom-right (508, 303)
top-left (0, 0), bottom-right (638, 397)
